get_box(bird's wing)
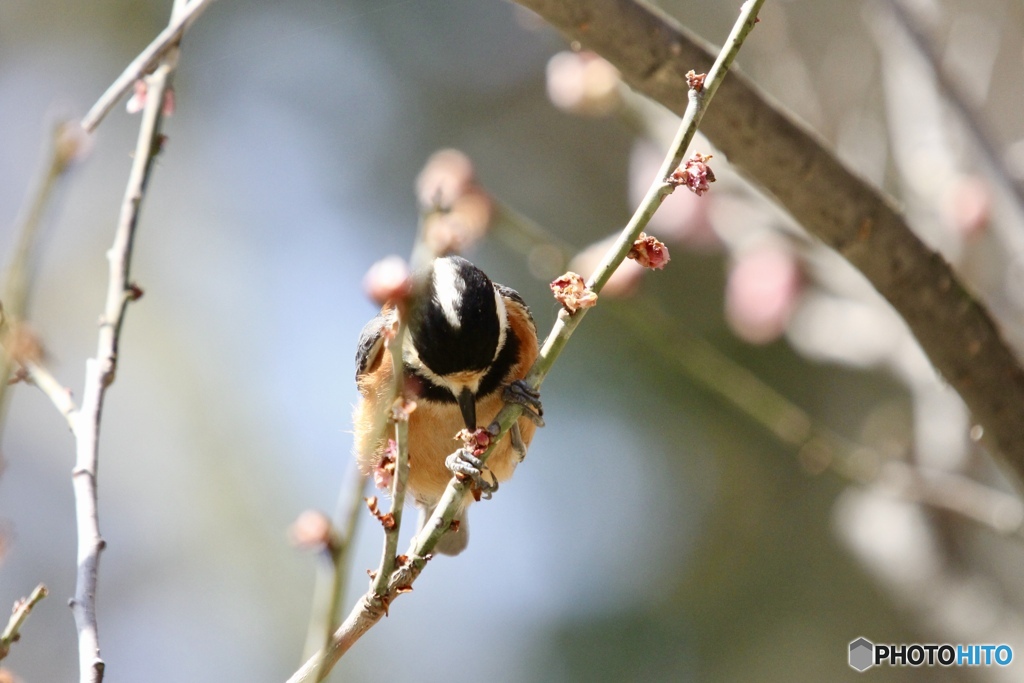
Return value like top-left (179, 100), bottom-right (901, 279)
top-left (495, 283), bottom-right (536, 336)
top-left (355, 306), bottom-right (396, 381)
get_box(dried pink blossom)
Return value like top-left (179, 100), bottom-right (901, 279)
top-left (629, 143), bottom-right (718, 249)
top-left (669, 153), bottom-right (716, 196)
top-left (685, 70), bottom-right (706, 91)
top-left (627, 233), bottom-right (671, 270)
top-left (456, 427), bottom-right (492, 456)
top-left (373, 441), bottom-right (397, 490)
top-left (550, 272), bottom-right (598, 313)
top-left (365, 496), bottom-right (396, 530)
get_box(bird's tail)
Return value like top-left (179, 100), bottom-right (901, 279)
top-left (418, 504), bottom-right (469, 556)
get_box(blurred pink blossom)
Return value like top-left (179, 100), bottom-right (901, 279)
top-left (725, 244), bottom-right (803, 344)
top-left (945, 175), bottom-right (990, 241)
top-left (363, 255), bottom-right (411, 306)
top-left (546, 51), bottom-right (621, 117)
top-left (416, 148), bottom-right (475, 209)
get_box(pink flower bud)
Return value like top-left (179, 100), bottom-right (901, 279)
top-left (725, 244), bottom-right (802, 344)
top-left (363, 256), bottom-right (411, 306)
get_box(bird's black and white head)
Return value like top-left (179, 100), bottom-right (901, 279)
top-left (406, 255), bottom-right (509, 429)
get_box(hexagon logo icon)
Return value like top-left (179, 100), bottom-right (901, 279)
top-left (849, 637), bottom-right (874, 672)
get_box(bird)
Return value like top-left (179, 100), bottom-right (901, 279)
top-left (353, 255), bottom-right (543, 555)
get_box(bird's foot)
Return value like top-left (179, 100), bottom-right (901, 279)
top-left (509, 422), bottom-right (527, 462)
top-left (504, 380), bottom-right (544, 427)
top-left (445, 448), bottom-right (499, 500)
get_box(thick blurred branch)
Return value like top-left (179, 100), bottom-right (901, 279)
top-left (513, 0), bottom-right (1024, 486)
top-left (882, 0), bottom-right (1024, 226)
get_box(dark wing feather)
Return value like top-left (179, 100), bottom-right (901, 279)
top-left (495, 283), bottom-right (536, 333)
top-left (355, 308), bottom-right (394, 380)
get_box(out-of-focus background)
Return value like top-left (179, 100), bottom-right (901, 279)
top-left (3, 0), bottom-right (1024, 680)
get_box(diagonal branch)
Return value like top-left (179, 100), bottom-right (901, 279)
top-left (71, 61), bottom-right (172, 683)
top-left (70, 1), bottom-right (193, 679)
top-left (511, 0), bottom-right (1024, 486)
top-left (285, 3), bottom-right (766, 680)
top-left (369, 320), bottom-right (411, 599)
top-left (21, 359), bottom-right (78, 431)
top-left (0, 584), bottom-right (48, 662)
top-left (80, 0), bottom-right (216, 133)
top-left (300, 467), bottom-right (367, 669)
top-left (0, 122), bottom-right (83, 437)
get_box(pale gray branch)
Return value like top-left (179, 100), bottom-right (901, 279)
top-left (80, 0), bottom-right (215, 133)
top-left (22, 359), bottom-right (78, 431)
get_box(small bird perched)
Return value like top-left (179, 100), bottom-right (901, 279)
top-left (353, 255), bottom-right (543, 555)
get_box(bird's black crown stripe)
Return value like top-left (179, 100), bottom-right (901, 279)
top-left (409, 256), bottom-right (501, 376)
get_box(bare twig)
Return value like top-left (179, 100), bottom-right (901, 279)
top-left (285, 3), bottom-right (766, 680)
top-left (80, 0), bottom-right (215, 133)
top-left (0, 584), bottom-right (48, 661)
top-left (70, 3), bottom-right (190, 679)
top-left (21, 359), bottom-right (78, 431)
top-left (512, 0), bottom-right (1024, 488)
top-left (0, 122), bottom-right (83, 436)
top-left (369, 322), bottom-right (410, 600)
top-left (875, 461), bottom-right (1024, 536)
top-left (301, 468), bottom-right (367, 666)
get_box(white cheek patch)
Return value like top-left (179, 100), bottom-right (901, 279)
top-left (492, 288), bottom-right (508, 362)
top-left (432, 258), bottom-right (463, 330)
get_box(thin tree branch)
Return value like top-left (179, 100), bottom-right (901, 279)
top-left (0, 122), bottom-right (82, 437)
top-left (0, 584), bottom-right (48, 662)
top-left (21, 359), bottom-right (78, 431)
top-left (70, 2), bottom-right (189, 677)
top-left (370, 322), bottom-right (410, 599)
top-left (300, 467), bottom-right (367, 668)
top-left (286, 3), bottom-right (766, 680)
top-left (511, 0), bottom-right (1024, 486)
top-left (876, 461), bottom-right (1024, 537)
top-left (80, 0), bottom-right (215, 133)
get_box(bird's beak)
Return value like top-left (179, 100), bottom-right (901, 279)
top-left (457, 387), bottom-right (477, 430)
